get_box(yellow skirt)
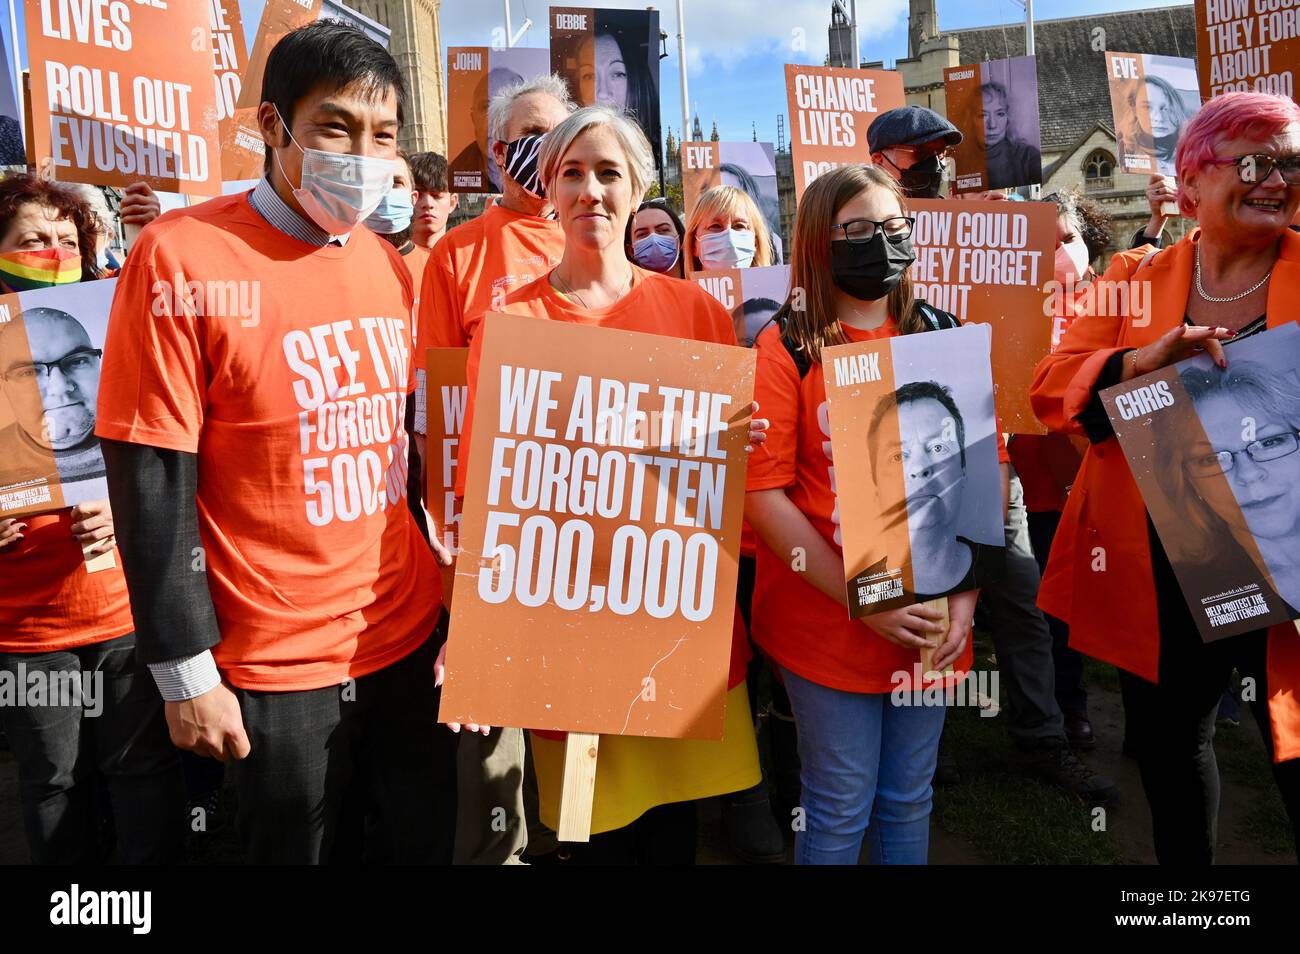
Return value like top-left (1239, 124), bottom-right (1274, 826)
top-left (531, 681), bottom-right (762, 835)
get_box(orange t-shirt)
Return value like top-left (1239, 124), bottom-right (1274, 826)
top-left (416, 202), bottom-right (564, 356)
top-left (402, 243), bottom-right (431, 337)
top-left (95, 192), bottom-right (440, 691)
top-left (0, 509), bottom-right (134, 652)
top-left (746, 320), bottom-right (982, 693)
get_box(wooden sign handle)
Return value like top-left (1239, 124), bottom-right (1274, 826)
top-left (557, 732), bottom-right (600, 842)
top-left (83, 546), bottom-right (116, 573)
top-left (919, 596), bottom-right (953, 677)
top-left (1159, 200), bottom-right (1179, 218)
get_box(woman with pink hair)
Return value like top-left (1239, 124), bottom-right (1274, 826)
top-left (1032, 91), bottom-right (1300, 863)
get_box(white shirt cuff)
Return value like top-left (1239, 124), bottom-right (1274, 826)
top-left (148, 650), bottom-right (222, 702)
top-left (414, 368), bottom-right (428, 435)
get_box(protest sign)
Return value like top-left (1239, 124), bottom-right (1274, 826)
top-left (439, 313), bottom-right (753, 740)
top-left (907, 198), bottom-right (1054, 433)
top-left (447, 46), bottom-right (549, 193)
top-left (693, 264), bottom-right (790, 348)
top-left (945, 56), bottom-right (1042, 192)
top-left (681, 140), bottom-right (783, 262)
top-left (1103, 323), bottom-right (1300, 641)
top-left (784, 63), bottom-right (904, 200)
top-left (237, 0), bottom-right (324, 110)
top-left (1196, 0), bottom-right (1299, 100)
top-left (425, 347), bottom-right (468, 603)
top-left (210, 0), bottom-right (263, 182)
top-left (822, 323), bottom-right (1003, 618)
top-left (1105, 52), bottom-right (1201, 178)
top-left (0, 279), bottom-right (117, 518)
top-left (27, 0), bottom-right (221, 195)
top-left (551, 6), bottom-right (662, 169)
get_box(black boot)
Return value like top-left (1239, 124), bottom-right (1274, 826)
top-left (722, 781), bottom-right (786, 864)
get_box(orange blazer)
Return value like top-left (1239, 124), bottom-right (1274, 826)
top-left (1030, 228), bottom-right (1300, 762)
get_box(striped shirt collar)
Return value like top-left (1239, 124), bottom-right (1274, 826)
top-left (247, 177), bottom-right (350, 247)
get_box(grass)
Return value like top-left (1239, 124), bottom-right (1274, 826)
top-left (930, 633), bottom-right (1122, 865)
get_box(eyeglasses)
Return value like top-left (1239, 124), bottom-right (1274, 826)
top-left (1187, 430), bottom-right (1300, 477)
top-left (1207, 153), bottom-right (1300, 186)
top-left (831, 216), bottom-right (915, 245)
top-left (2, 349), bottom-right (102, 385)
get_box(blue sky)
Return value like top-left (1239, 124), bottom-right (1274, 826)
top-left (440, 0), bottom-right (1195, 146)
top-left (3, 0), bottom-right (1192, 146)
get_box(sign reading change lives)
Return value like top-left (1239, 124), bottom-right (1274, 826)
top-left (1103, 323), bottom-right (1300, 640)
top-left (27, 0), bottom-right (221, 195)
top-left (440, 314), bottom-right (753, 739)
top-left (784, 64), bottom-right (904, 200)
top-left (822, 324), bottom-right (1004, 618)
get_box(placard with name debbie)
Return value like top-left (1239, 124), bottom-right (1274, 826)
top-left (26, 0), bottom-right (221, 195)
top-left (784, 64), bottom-right (904, 200)
top-left (1103, 322), bottom-right (1300, 641)
top-left (823, 323), bottom-right (1004, 618)
top-left (439, 313), bottom-right (754, 740)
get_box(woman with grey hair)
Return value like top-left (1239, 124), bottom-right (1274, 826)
top-left (1157, 360), bottom-right (1300, 611)
top-left (455, 105), bottom-right (774, 864)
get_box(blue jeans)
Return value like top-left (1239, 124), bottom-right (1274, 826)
top-left (780, 665), bottom-right (945, 865)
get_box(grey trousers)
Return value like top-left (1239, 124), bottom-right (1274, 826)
top-left (453, 726), bottom-right (558, 863)
top-left (980, 473), bottom-right (1066, 747)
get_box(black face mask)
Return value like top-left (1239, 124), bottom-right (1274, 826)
top-left (830, 231), bottom-right (916, 302)
top-left (895, 154), bottom-right (945, 199)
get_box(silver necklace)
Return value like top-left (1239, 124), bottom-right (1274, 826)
top-left (553, 268), bottom-right (632, 309)
top-left (1194, 244), bottom-right (1274, 303)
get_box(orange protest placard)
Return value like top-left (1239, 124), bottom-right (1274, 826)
top-left (447, 46), bottom-right (549, 193)
top-left (944, 56), bottom-right (1043, 192)
top-left (210, 0), bottom-right (263, 182)
top-left (425, 347), bottom-right (469, 605)
top-left (681, 141), bottom-right (721, 217)
top-left (822, 324), bottom-right (1003, 617)
top-left (784, 64), bottom-right (904, 200)
top-left (237, 0), bottom-right (323, 110)
top-left (1196, 0), bottom-right (1299, 100)
top-left (693, 265), bottom-right (790, 348)
top-left (439, 313), bottom-right (754, 739)
top-left (1105, 51), bottom-right (1201, 179)
top-left (907, 198), bottom-right (1055, 434)
top-left (27, 0), bottom-right (221, 195)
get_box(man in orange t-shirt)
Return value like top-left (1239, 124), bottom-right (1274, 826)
top-left (412, 73), bottom-right (575, 866)
top-left (95, 22), bottom-right (448, 864)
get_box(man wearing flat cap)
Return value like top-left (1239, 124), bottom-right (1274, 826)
top-left (868, 105), bottom-right (962, 199)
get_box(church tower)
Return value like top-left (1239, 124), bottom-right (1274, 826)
top-left (909, 0), bottom-right (940, 58)
top-left (347, 0), bottom-right (447, 155)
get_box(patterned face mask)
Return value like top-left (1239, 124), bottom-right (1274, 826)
top-left (502, 134), bottom-right (546, 198)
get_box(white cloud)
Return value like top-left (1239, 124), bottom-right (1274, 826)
top-left (440, 0), bottom-right (909, 73)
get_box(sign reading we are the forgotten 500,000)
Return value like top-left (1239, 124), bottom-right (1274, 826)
top-left (440, 314), bottom-right (754, 741)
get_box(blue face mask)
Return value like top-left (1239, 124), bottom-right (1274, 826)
top-left (698, 227), bottom-right (757, 269)
top-left (365, 188), bottom-right (415, 235)
top-left (632, 233), bottom-right (679, 273)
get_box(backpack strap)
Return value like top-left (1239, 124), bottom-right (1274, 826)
top-left (770, 312), bottom-right (813, 380)
top-left (916, 301), bottom-right (961, 331)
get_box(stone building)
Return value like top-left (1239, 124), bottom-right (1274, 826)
top-left (345, 0), bottom-right (448, 156)
top-left (884, 1), bottom-right (1199, 256)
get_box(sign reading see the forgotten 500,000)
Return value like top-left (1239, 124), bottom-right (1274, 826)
top-left (439, 313), bottom-right (754, 740)
top-left (822, 323), bottom-right (1004, 618)
top-left (1103, 322), bottom-right (1300, 641)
